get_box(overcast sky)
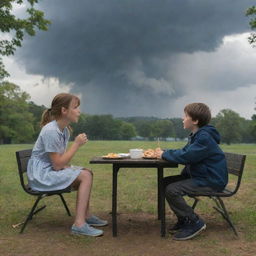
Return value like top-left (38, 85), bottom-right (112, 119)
top-left (3, 0), bottom-right (256, 119)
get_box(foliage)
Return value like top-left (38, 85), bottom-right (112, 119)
top-left (28, 101), bottom-right (46, 139)
top-left (250, 118), bottom-right (256, 140)
top-left (71, 114), bottom-right (136, 140)
top-left (171, 118), bottom-right (189, 140)
top-left (0, 0), bottom-right (50, 79)
top-left (120, 121), bottom-right (136, 140)
top-left (246, 6), bottom-right (256, 46)
top-left (121, 117), bottom-right (177, 140)
top-left (0, 83), bottom-right (256, 143)
top-left (0, 81), bottom-right (35, 143)
top-left (135, 120), bottom-right (154, 139)
top-left (151, 119), bottom-right (175, 139)
top-left (214, 109), bottom-right (244, 144)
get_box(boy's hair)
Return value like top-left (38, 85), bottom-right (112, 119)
top-left (40, 93), bottom-right (80, 127)
top-left (184, 103), bottom-right (211, 127)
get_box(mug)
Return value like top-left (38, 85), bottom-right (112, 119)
top-left (129, 149), bottom-right (143, 159)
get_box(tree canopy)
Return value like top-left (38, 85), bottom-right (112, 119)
top-left (0, 0), bottom-right (50, 79)
top-left (0, 81), bottom-right (35, 143)
top-left (246, 5), bottom-right (256, 46)
top-left (0, 82), bottom-right (256, 144)
top-left (214, 109), bottom-right (243, 144)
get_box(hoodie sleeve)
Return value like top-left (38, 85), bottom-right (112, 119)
top-left (162, 133), bottom-right (211, 164)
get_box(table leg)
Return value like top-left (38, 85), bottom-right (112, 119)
top-left (158, 167), bottom-right (166, 237)
top-left (112, 165), bottom-right (119, 237)
top-left (157, 167), bottom-right (161, 220)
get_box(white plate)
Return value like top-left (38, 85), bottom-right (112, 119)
top-left (118, 153), bottom-right (130, 157)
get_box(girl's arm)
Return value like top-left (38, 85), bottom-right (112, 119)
top-left (49, 133), bottom-right (88, 171)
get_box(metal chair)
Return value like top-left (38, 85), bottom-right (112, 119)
top-left (189, 152), bottom-right (246, 236)
top-left (15, 149), bottom-right (72, 233)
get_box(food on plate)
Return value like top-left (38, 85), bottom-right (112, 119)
top-left (143, 148), bottom-right (158, 158)
top-left (103, 153), bottom-right (120, 158)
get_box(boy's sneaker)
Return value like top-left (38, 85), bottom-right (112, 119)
top-left (86, 215), bottom-right (108, 227)
top-left (71, 223), bottom-right (103, 237)
top-left (173, 217), bottom-right (206, 241)
top-left (168, 217), bottom-right (187, 234)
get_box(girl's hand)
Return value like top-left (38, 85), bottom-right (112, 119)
top-left (50, 133), bottom-right (88, 170)
top-left (74, 133), bottom-right (88, 146)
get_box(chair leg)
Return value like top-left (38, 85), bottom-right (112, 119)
top-left (192, 197), bottom-right (199, 209)
top-left (20, 195), bottom-right (43, 234)
top-left (213, 197), bottom-right (238, 236)
top-left (59, 194), bottom-right (71, 216)
top-left (33, 205), bottom-right (47, 215)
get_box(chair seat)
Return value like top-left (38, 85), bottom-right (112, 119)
top-left (188, 188), bottom-right (234, 198)
top-left (26, 184), bottom-right (72, 195)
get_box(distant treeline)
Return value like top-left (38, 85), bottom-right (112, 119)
top-left (1, 81), bottom-right (256, 144)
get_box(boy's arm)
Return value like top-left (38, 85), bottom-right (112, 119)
top-left (162, 134), bottom-right (211, 164)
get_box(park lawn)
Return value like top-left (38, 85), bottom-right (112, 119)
top-left (0, 141), bottom-right (256, 256)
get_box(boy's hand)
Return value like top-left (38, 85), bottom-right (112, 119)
top-left (155, 147), bottom-right (164, 159)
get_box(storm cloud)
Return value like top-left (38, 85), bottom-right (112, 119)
top-left (16, 0), bottom-right (256, 117)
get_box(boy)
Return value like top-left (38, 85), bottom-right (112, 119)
top-left (156, 103), bottom-right (228, 241)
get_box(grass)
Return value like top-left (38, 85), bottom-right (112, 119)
top-left (0, 141), bottom-right (256, 255)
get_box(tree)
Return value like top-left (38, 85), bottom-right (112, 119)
top-left (151, 119), bottom-right (175, 139)
top-left (214, 109), bottom-right (243, 145)
top-left (28, 101), bottom-right (46, 139)
top-left (170, 118), bottom-right (189, 140)
top-left (246, 6), bottom-right (256, 46)
top-left (239, 118), bottom-right (256, 143)
top-left (0, 81), bottom-right (35, 143)
top-left (120, 122), bottom-right (136, 140)
top-left (73, 114), bottom-right (121, 140)
top-left (250, 101), bottom-right (256, 141)
top-left (136, 120), bottom-right (154, 139)
top-left (0, 0), bottom-right (50, 79)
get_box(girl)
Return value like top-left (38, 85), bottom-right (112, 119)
top-left (27, 93), bottom-right (107, 236)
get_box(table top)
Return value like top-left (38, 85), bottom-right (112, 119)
top-left (90, 157), bottom-right (178, 167)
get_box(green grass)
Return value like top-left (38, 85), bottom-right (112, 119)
top-left (0, 141), bottom-right (256, 254)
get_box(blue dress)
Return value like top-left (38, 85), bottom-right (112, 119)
top-left (27, 120), bottom-right (82, 191)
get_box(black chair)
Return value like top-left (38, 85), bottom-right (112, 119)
top-left (15, 149), bottom-right (72, 233)
top-left (188, 152), bottom-right (246, 236)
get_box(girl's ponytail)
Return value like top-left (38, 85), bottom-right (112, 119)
top-left (40, 108), bottom-right (53, 127)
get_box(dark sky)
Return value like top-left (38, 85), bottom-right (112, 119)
top-left (16, 0), bottom-right (256, 117)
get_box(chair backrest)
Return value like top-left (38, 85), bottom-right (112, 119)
top-left (224, 152), bottom-right (246, 194)
top-left (16, 149), bottom-right (32, 193)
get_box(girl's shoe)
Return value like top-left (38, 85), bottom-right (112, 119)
top-left (71, 223), bottom-right (103, 237)
top-left (86, 215), bottom-right (108, 227)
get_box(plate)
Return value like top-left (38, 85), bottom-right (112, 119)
top-left (118, 153), bottom-right (130, 157)
top-left (102, 153), bottom-right (130, 159)
top-left (143, 156), bottom-right (157, 159)
top-left (102, 156), bottom-right (123, 159)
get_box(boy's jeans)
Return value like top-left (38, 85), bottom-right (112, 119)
top-left (164, 175), bottom-right (217, 219)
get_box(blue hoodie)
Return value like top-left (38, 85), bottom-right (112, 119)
top-left (162, 125), bottom-right (228, 191)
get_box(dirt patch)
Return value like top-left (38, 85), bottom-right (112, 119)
top-left (1, 212), bottom-right (255, 256)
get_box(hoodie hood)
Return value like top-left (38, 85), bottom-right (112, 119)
top-left (196, 125), bottom-right (221, 144)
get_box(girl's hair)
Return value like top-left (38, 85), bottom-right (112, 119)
top-left (184, 103), bottom-right (211, 127)
top-left (40, 93), bottom-right (80, 127)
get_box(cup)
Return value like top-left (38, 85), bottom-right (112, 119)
top-left (129, 148), bottom-right (143, 159)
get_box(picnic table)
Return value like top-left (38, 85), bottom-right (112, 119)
top-left (89, 157), bottom-right (178, 237)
